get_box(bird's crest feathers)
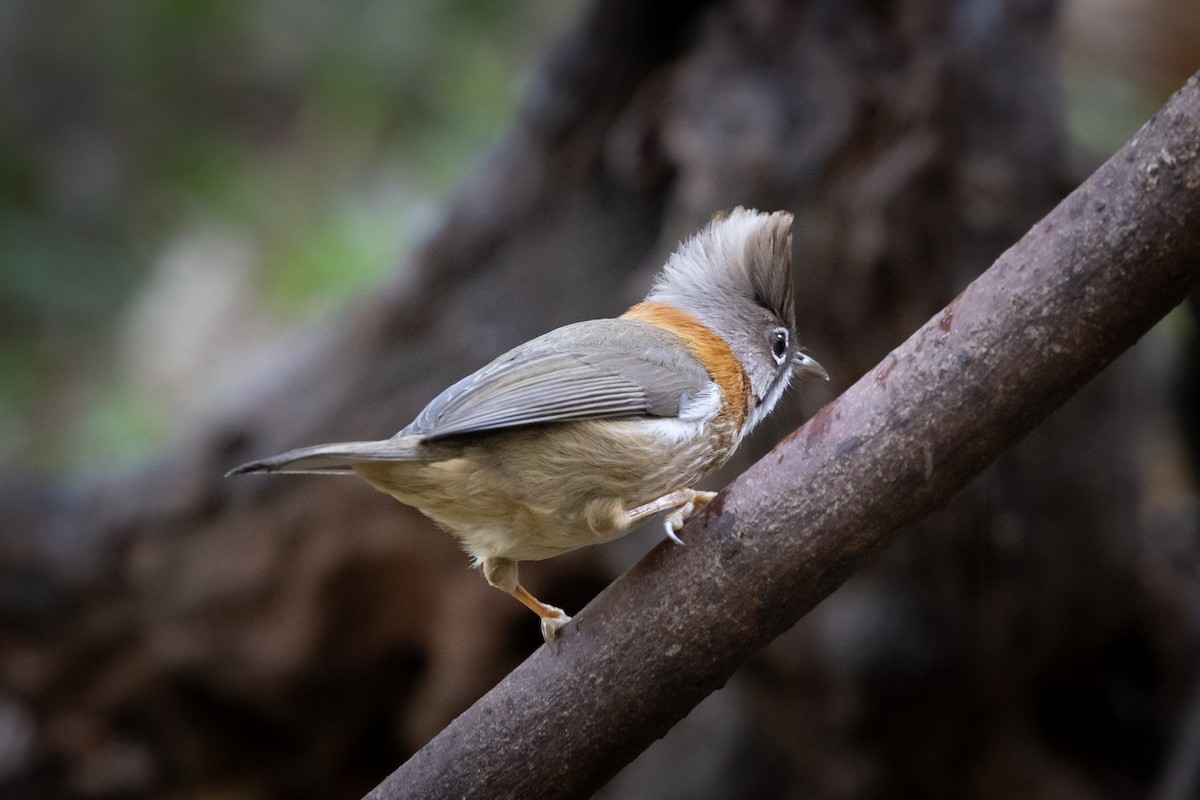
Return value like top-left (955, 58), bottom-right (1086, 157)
top-left (646, 208), bottom-right (796, 331)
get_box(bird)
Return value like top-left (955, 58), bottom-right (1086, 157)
top-left (227, 208), bottom-right (828, 642)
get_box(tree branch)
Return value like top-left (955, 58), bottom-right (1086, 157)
top-left (366, 72), bottom-right (1200, 800)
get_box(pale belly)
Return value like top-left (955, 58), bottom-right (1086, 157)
top-left (353, 417), bottom-right (738, 562)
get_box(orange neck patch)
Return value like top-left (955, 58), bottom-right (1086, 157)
top-left (621, 302), bottom-right (750, 428)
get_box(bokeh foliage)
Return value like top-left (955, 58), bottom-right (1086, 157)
top-left (0, 0), bottom-right (578, 471)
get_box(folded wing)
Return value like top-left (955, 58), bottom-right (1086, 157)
top-left (404, 319), bottom-right (712, 440)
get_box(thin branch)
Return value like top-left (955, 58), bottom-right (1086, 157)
top-left (366, 72), bottom-right (1200, 800)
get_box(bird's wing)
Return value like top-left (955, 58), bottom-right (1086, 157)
top-left (403, 319), bottom-right (714, 440)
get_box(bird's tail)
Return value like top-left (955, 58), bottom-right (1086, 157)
top-left (225, 436), bottom-right (422, 476)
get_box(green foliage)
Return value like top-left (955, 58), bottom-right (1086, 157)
top-left (0, 0), bottom-right (579, 472)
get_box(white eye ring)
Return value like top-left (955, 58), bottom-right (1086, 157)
top-left (769, 327), bottom-right (789, 365)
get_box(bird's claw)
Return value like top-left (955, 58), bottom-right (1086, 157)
top-left (540, 609), bottom-right (571, 643)
top-left (661, 490), bottom-right (717, 546)
top-left (665, 518), bottom-right (687, 545)
top-left (629, 489), bottom-right (719, 545)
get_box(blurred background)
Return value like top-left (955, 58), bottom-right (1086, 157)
top-left (0, 0), bottom-right (580, 473)
top-left (1, 0), bottom-right (1198, 798)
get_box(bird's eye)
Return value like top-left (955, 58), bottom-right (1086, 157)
top-left (769, 327), bottom-right (789, 365)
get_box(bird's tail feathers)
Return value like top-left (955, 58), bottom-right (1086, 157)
top-left (226, 437), bottom-right (421, 476)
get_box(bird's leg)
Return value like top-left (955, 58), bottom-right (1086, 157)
top-left (482, 556), bottom-right (571, 643)
top-left (627, 488), bottom-right (719, 545)
top-left (512, 585), bottom-right (571, 642)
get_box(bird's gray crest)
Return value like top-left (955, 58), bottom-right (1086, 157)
top-left (646, 208), bottom-right (796, 331)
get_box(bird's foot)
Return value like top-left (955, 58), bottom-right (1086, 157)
top-left (662, 490), bottom-right (717, 544)
top-left (628, 489), bottom-right (718, 545)
top-left (539, 607), bottom-right (572, 644)
top-left (508, 582), bottom-right (572, 645)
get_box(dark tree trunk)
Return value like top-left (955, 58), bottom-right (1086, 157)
top-left (1, 0), bottom-right (1196, 798)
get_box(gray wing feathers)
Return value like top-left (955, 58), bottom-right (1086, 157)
top-left (226, 437), bottom-right (420, 476)
top-left (228, 320), bottom-right (714, 475)
top-left (408, 353), bottom-right (647, 438)
top-left (404, 319), bottom-right (712, 440)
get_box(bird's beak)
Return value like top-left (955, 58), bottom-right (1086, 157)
top-left (794, 352), bottom-right (830, 381)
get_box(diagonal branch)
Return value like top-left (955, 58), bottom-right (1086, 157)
top-left (366, 72), bottom-right (1200, 800)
